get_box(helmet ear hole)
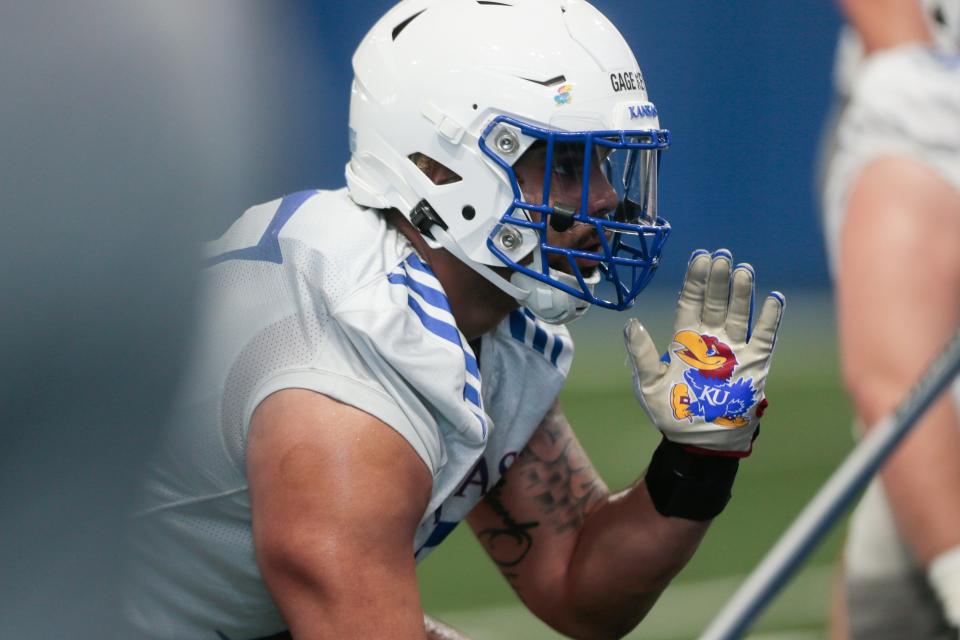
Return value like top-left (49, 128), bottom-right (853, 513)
top-left (462, 205), bottom-right (476, 220)
top-left (408, 153), bottom-right (462, 185)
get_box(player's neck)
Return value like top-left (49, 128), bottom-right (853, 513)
top-left (387, 211), bottom-right (518, 340)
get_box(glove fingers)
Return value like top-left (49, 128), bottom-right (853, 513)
top-left (750, 292), bottom-right (786, 359)
top-left (702, 249), bottom-right (733, 329)
top-left (725, 263), bottom-right (755, 344)
top-left (674, 250), bottom-right (711, 330)
top-left (624, 318), bottom-right (663, 387)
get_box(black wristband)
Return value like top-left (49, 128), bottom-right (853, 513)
top-left (644, 438), bottom-right (740, 521)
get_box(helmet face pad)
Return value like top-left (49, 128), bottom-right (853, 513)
top-left (479, 115), bottom-right (671, 311)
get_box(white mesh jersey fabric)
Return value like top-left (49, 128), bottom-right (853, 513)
top-left (124, 188), bottom-right (574, 639)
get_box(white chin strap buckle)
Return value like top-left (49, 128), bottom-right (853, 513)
top-left (510, 269), bottom-right (599, 324)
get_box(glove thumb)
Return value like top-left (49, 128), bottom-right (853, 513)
top-left (624, 318), bottom-right (664, 388)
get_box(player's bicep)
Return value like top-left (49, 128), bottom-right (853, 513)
top-left (247, 388), bottom-right (432, 639)
top-left (466, 400), bottom-right (608, 615)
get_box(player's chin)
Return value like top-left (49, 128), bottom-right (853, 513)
top-left (572, 259), bottom-right (602, 276)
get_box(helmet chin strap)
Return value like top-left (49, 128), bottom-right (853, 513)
top-left (431, 226), bottom-right (597, 325)
top-left (510, 269), bottom-right (598, 324)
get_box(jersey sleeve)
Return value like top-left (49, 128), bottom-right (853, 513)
top-left (194, 192), bottom-right (448, 479)
top-left (239, 316), bottom-right (445, 476)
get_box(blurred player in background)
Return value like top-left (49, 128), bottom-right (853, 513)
top-left (820, 0), bottom-right (960, 637)
top-left (125, 1), bottom-right (784, 638)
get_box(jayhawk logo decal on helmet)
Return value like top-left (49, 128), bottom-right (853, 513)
top-left (670, 330), bottom-right (758, 428)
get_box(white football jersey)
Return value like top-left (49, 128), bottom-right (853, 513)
top-left (124, 188), bottom-right (573, 640)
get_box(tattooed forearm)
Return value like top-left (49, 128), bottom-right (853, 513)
top-left (476, 484), bottom-right (539, 568)
top-left (470, 402), bottom-right (614, 616)
top-left (512, 405), bottom-right (607, 534)
top-left (477, 403), bottom-right (607, 571)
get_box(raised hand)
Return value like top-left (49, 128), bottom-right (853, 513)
top-left (624, 249), bottom-right (785, 456)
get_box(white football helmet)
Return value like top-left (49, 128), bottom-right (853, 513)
top-left (346, 0), bottom-right (671, 323)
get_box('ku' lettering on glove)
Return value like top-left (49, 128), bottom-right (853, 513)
top-left (625, 249), bottom-right (784, 456)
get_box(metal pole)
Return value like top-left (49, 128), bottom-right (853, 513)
top-left (700, 327), bottom-right (960, 640)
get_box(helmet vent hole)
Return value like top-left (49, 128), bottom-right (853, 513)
top-left (472, 103), bottom-right (478, 110)
top-left (462, 205), bottom-right (476, 220)
top-left (476, 1), bottom-right (513, 5)
top-left (392, 9), bottom-right (426, 41)
top-left (409, 153), bottom-right (462, 185)
top-left (519, 74), bottom-right (567, 87)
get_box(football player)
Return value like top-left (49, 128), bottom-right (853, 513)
top-left (125, 1), bottom-right (784, 638)
top-left (820, 1), bottom-right (960, 638)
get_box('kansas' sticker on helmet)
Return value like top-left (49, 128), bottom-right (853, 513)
top-left (669, 330), bottom-right (758, 428)
top-left (610, 70), bottom-right (646, 93)
top-left (554, 83), bottom-right (573, 105)
top-left (628, 104), bottom-right (658, 119)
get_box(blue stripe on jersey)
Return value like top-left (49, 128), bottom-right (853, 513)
top-left (387, 255), bottom-right (486, 436)
top-left (416, 520), bottom-right (460, 555)
top-left (406, 295), bottom-right (462, 348)
top-left (508, 308), bottom-right (567, 369)
top-left (404, 252), bottom-right (435, 275)
top-left (532, 325), bottom-right (548, 354)
top-left (387, 271), bottom-right (450, 314)
top-left (464, 383), bottom-right (481, 407)
top-left (473, 411), bottom-right (487, 433)
top-left (550, 336), bottom-right (563, 367)
top-left (509, 309), bottom-right (527, 342)
top-left (204, 190), bottom-right (317, 267)
top-left (464, 351), bottom-right (480, 380)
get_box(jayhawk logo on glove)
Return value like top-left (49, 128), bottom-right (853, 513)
top-left (670, 330), bottom-right (757, 428)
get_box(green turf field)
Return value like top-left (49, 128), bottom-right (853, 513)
top-left (417, 291), bottom-right (855, 639)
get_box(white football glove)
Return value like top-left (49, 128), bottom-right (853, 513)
top-left (625, 249), bottom-right (785, 456)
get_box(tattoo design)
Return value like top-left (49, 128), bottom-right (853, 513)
top-left (477, 484), bottom-right (539, 568)
top-left (478, 405), bottom-right (607, 583)
top-left (514, 408), bottom-right (606, 534)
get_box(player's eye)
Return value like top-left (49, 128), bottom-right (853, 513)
top-left (552, 144), bottom-right (585, 179)
top-left (553, 158), bottom-right (579, 177)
